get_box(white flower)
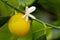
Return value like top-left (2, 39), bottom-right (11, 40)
top-left (22, 6), bottom-right (36, 21)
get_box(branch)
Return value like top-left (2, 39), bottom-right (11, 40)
top-left (0, 0), bottom-right (24, 13)
top-left (35, 19), bottom-right (60, 29)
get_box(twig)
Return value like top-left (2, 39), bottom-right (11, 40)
top-left (0, 0), bottom-right (24, 13)
top-left (35, 19), bottom-right (60, 29)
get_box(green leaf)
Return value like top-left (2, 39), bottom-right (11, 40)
top-left (0, 16), bottom-right (10, 27)
top-left (18, 0), bottom-right (35, 7)
top-left (46, 26), bottom-right (52, 40)
top-left (31, 20), bottom-right (45, 40)
top-left (52, 20), bottom-right (60, 26)
top-left (0, 0), bottom-right (20, 26)
top-left (0, 0), bottom-right (35, 17)
top-left (0, 23), bottom-right (18, 40)
top-left (37, 35), bottom-right (46, 40)
top-left (0, 1), bottom-right (12, 16)
top-left (0, 23), bottom-right (32, 40)
top-left (0, 19), bottom-right (47, 40)
top-left (7, 0), bottom-right (19, 7)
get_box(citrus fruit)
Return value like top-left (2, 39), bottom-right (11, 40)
top-left (8, 12), bottom-right (30, 36)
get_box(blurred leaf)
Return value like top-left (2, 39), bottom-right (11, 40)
top-left (38, 0), bottom-right (60, 20)
top-left (52, 29), bottom-right (60, 39)
top-left (0, 16), bottom-right (10, 27)
top-left (52, 20), bottom-right (60, 26)
top-left (0, 1), bottom-right (12, 16)
top-left (46, 26), bottom-right (52, 40)
top-left (38, 0), bottom-right (60, 13)
top-left (31, 20), bottom-right (45, 40)
top-left (0, 23), bottom-right (33, 40)
top-left (0, 19), bottom-right (47, 40)
top-left (0, 0), bottom-right (20, 27)
top-left (0, 0), bottom-right (35, 17)
top-left (37, 35), bottom-right (46, 40)
top-left (7, 0), bottom-right (19, 7)
top-left (46, 27), bottom-right (60, 40)
top-left (0, 23), bottom-right (18, 40)
top-left (18, 0), bottom-right (35, 7)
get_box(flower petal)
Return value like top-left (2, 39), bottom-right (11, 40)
top-left (29, 14), bottom-right (36, 19)
top-left (28, 6), bottom-right (36, 13)
top-left (26, 16), bottom-right (29, 21)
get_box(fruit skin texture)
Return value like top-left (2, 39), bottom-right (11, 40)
top-left (8, 13), bottom-right (30, 36)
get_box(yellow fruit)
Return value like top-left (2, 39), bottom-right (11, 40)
top-left (8, 12), bottom-right (30, 36)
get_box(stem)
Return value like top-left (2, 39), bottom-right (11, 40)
top-left (0, 0), bottom-right (24, 13)
top-left (43, 23), bottom-right (46, 34)
top-left (33, 26), bottom-right (52, 33)
top-left (35, 19), bottom-right (60, 29)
